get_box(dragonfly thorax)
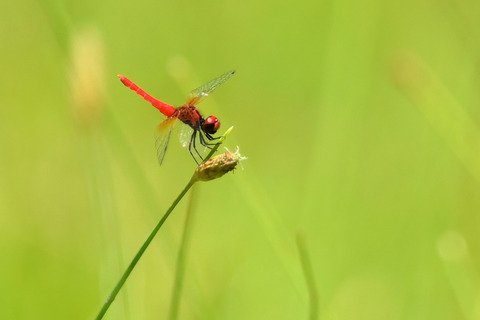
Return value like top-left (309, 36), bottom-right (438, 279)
top-left (175, 106), bottom-right (202, 127)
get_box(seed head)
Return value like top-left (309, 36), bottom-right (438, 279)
top-left (192, 147), bottom-right (246, 182)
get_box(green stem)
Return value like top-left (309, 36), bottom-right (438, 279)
top-left (94, 126), bottom-right (233, 320)
top-left (296, 232), bottom-right (318, 320)
top-left (95, 179), bottom-right (195, 320)
top-left (168, 185), bottom-right (198, 320)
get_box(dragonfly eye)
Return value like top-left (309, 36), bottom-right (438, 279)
top-left (203, 116), bottom-right (220, 134)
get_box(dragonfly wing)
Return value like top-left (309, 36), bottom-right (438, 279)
top-left (185, 70), bottom-right (235, 106)
top-left (178, 123), bottom-right (194, 149)
top-left (155, 117), bottom-right (177, 165)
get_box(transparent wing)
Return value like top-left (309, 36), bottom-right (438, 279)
top-left (185, 70), bottom-right (235, 106)
top-left (178, 123), bottom-right (194, 148)
top-left (155, 117), bottom-right (177, 165)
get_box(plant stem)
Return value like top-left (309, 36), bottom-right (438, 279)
top-left (94, 179), bottom-right (195, 320)
top-left (296, 232), bottom-right (318, 320)
top-left (168, 185), bottom-right (198, 320)
top-left (94, 126), bottom-right (233, 320)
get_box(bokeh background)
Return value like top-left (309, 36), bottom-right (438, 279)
top-left (2, 0), bottom-right (480, 319)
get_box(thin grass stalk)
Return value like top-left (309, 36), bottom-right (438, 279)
top-left (168, 185), bottom-right (198, 320)
top-left (94, 127), bottom-right (232, 320)
top-left (94, 178), bottom-right (195, 320)
top-left (296, 232), bottom-right (318, 320)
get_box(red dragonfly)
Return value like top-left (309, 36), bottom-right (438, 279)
top-left (118, 70), bottom-right (235, 165)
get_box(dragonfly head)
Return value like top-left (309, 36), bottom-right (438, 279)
top-left (202, 116), bottom-right (220, 134)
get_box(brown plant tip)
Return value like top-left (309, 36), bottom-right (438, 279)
top-left (193, 147), bottom-right (246, 182)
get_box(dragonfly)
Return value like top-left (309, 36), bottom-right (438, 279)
top-left (118, 70), bottom-right (235, 165)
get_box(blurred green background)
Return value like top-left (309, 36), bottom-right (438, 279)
top-left (2, 0), bottom-right (480, 319)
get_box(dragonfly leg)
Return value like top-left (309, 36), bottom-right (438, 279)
top-left (193, 132), bottom-right (205, 160)
top-left (188, 130), bottom-right (201, 164)
top-left (205, 132), bottom-right (221, 141)
top-left (198, 131), bottom-right (215, 149)
top-left (198, 131), bottom-right (221, 148)
top-left (189, 130), bottom-right (206, 164)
